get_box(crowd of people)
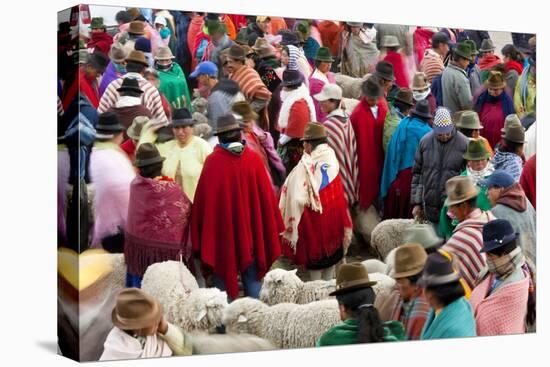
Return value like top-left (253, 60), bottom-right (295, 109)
top-left (57, 7), bottom-right (536, 360)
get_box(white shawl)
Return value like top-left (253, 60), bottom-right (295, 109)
top-left (278, 84), bottom-right (316, 130)
top-left (100, 327), bottom-right (172, 361)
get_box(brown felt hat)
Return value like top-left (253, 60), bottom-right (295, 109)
top-left (411, 72), bottom-right (430, 91)
top-left (485, 70), bottom-right (505, 89)
top-left (394, 88), bottom-right (414, 106)
top-left (125, 50), bottom-right (149, 66)
top-left (128, 21), bottom-right (146, 35)
top-left (135, 142), bottom-right (165, 167)
top-left (393, 243), bottom-right (428, 279)
top-left (330, 262), bottom-right (377, 296)
top-left (301, 122), bottom-right (327, 141)
top-left (111, 288), bottom-right (163, 330)
top-left (232, 101), bottom-right (259, 122)
top-left (214, 113), bottom-right (243, 135)
top-left (444, 175), bottom-right (480, 207)
top-left (227, 44), bottom-right (246, 61)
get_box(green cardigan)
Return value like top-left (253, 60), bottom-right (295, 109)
top-left (316, 319), bottom-right (405, 346)
top-left (439, 169), bottom-right (492, 240)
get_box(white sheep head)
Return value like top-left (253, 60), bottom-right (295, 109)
top-left (361, 259), bottom-right (388, 275)
top-left (259, 268), bottom-right (302, 305)
top-left (368, 272), bottom-right (397, 296)
top-left (179, 288), bottom-right (228, 332)
top-left (222, 297), bottom-right (268, 334)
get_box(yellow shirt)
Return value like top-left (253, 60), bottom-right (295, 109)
top-left (139, 124), bottom-right (212, 201)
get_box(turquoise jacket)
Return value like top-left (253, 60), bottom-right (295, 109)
top-left (421, 297), bottom-right (476, 340)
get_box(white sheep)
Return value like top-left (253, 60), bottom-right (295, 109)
top-left (188, 332), bottom-right (276, 354)
top-left (141, 260), bottom-right (199, 325)
top-left (260, 268), bottom-right (336, 305)
top-left (370, 219), bottom-right (415, 259)
top-left (384, 247), bottom-right (398, 277)
top-left (368, 272), bottom-right (397, 296)
top-left (178, 287), bottom-right (228, 332)
top-left (223, 297), bottom-right (340, 349)
top-left (334, 73), bottom-right (369, 99)
top-left (191, 97), bottom-right (208, 115)
top-left (341, 98), bottom-right (359, 115)
top-left (352, 205), bottom-right (381, 245)
top-left (361, 259), bottom-right (388, 275)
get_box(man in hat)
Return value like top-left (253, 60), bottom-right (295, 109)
top-left (438, 138), bottom-right (494, 240)
top-left (202, 19), bottom-right (235, 68)
top-left (411, 72), bottom-right (436, 115)
top-left (317, 262), bottom-right (405, 346)
top-left (101, 288), bottom-right (192, 360)
top-left (120, 20), bottom-right (147, 55)
top-left (439, 176), bottom-right (496, 289)
top-left (374, 60), bottom-right (400, 107)
top-left (402, 224), bottom-right (443, 254)
top-left (124, 143), bottom-right (192, 288)
top-left (89, 112), bottom-right (136, 251)
top-left (190, 61), bottom-right (219, 98)
top-left (64, 51), bottom-right (109, 109)
top-left (418, 250), bottom-right (476, 339)
top-left (314, 83), bottom-right (359, 206)
top-left (279, 122), bottom-right (352, 281)
top-left (350, 76), bottom-right (388, 212)
top-left (232, 101), bottom-right (285, 190)
top-left (454, 111), bottom-right (493, 157)
top-left (491, 115), bottom-right (525, 181)
top-left (514, 50), bottom-right (536, 118)
top-left (252, 38), bottom-right (281, 92)
top-left (121, 116), bottom-right (149, 162)
top-left (191, 114), bottom-right (284, 300)
top-left (420, 32), bottom-right (450, 83)
top-left (246, 16), bottom-right (271, 46)
top-left (139, 108), bottom-right (212, 201)
top-left (441, 42), bottom-right (473, 114)
top-left (87, 17), bottom-right (113, 56)
top-left (382, 88), bottom-right (416, 153)
top-left (99, 50), bottom-right (168, 123)
top-left (154, 46), bottom-right (192, 111)
top-left (411, 107), bottom-right (468, 226)
top-left (390, 243), bottom-right (431, 340)
top-left (462, 39), bottom-right (482, 95)
top-left (154, 15), bottom-right (171, 46)
top-left (227, 45), bottom-right (272, 127)
top-left (473, 71), bottom-right (515, 149)
top-left (309, 47), bottom-right (337, 121)
top-left (381, 96), bottom-right (432, 219)
top-left (483, 170), bottom-right (536, 267)
top-left (478, 39), bottom-right (501, 81)
top-left (107, 78), bottom-right (152, 135)
top-left (277, 68), bottom-right (316, 173)
top-left (339, 22), bottom-right (380, 78)
top-left (99, 42), bottom-right (128, 97)
top-left (470, 219), bottom-right (535, 336)
top-left (134, 37), bottom-right (154, 67)
top-left (381, 35), bottom-right (409, 88)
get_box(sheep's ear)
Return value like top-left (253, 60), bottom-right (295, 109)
top-left (291, 269), bottom-right (298, 275)
top-left (237, 314), bottom-right (247, 323)
top-left (196, 309), bottom-right (207, 322)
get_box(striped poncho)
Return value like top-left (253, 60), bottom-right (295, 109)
top-left (98, 73), bottom-right (168, 123)
top-left (441, 209), bottom-right (496, 289)
top-left (230, 65), bottom-right (272, 102)
top-left (322, 109), bottom-right (359, 206)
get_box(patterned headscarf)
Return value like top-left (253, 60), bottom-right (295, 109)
top-left (433, 107), bottom-right (454, 134)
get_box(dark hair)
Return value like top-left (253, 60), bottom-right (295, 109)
top-left (134, 14), bottom-right (147, 22)
top-left (393, 100), bottom-right (412, 114)
top-left (115, 11), bottom-right (132, 24)
top-left (336, 287), bottom-right (385, 343)
top-left (306, 137), bottom-right (328, 151)
top-left (328, 98), bottom-right (341, 106)
top-left (432, 38), bottom-right (446, 49)
top-left (139, 162), bottom-right (163, 179)
top-left (487, 239), bottom-right (518, 256)
top-left (407, 272), bottom-right (423, 285)
top-left (501, 44), bottom-right (524, 64)
top-left (458, 127), bottom-right (475, 138)
top-left (463, 196), bottom-right (478, 210)
top-left (426, 281), bottom-right (465, 307)
top-left (218, 129), bottom-right (242, 144)
top-left (501, 139), bottom-right (524, 154)
top-left (126, 61), bottom-right (147, 74)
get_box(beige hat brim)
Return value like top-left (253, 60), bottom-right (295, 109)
top-left (444, 186), bottom-right (480, 207)
top-left (111, 301), bottom-right (163, 331)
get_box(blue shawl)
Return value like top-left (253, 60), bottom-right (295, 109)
top-left (474, 89), bottom-right (515, 117)
top-left (421, 297), bottom-right (476, 340)
top-left (380, 116), bottom-right (432, 198)
top-left (519, 66), bottom-right (532, 108)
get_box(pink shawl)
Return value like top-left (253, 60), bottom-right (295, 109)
top-left (470, 272), bottom-right (529, 336)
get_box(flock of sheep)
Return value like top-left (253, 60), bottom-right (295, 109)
top-left (95, 217), bottom-right (416, 353)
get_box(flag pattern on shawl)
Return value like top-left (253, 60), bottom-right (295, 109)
top-left (323, 112), bottom-right (359, 205)
top-left (98, 75), bottom-right (168, 122)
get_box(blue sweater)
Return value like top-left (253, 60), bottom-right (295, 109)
top-left (421, 297), bottom-right (476, 340)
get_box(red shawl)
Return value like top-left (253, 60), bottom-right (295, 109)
top-left (384, 51), bottom-right (409, 88)
top-left (505, 60), bottom-right (524, 75)
top-left (479, 54), bottom-right (501, 71)
top-left (191, 146), bottom-right (284, 299)
top-left (125, 175), bottom-right (192, 277)
top-left (63, 67), bottom-right (100, 109)
top-left (350, 97), bottom-right (388, 209)
top-left (413, 28), bottom-right (435, 68)
top-left (520, 154), bottom-right (536, 209)
top-left (87, 31), bottom-right (113, 56)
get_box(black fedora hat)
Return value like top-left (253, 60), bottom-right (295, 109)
top-left (135, 143), bottom-right (165, 168)
top-left (116, 77), bottom-right (143, 94)
top-left (282, 69), bottom-right (305, 87)
top-left (96, 112), bottom-right (125, 139)
top-left (480, 219), bottom-right (519, 253)
top-left (88, 52), bottom-right (110, 73)
top-left (214, 114), bottom-right (243, 135)
top-left (375, 60), bottom-right (395, 81)
top-left (410, 99), bottom-right (433, 119)
top-left (279, 30), bottom-right (300, 46)
top-left (168, 108), bottom-right (194, 127)
top-left (417, 251), bottom-right (460, 288)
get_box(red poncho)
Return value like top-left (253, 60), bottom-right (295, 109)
top-left (384, 51), bottom-right (410, 88)
top-left (191, 146), bottom-right (284, 299)
top-left (520, 154), bottom-right (536, 209)
top-left (87, 31), bottom-right (113, 56)
top-left (413, 28), bottom-right (435, 68)
top-left (351, 98), bottom-right (388, 209)
top-left (479, 54), bottom-right (501, 71)
top-left (125, 175), bottom-right (192, 277)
